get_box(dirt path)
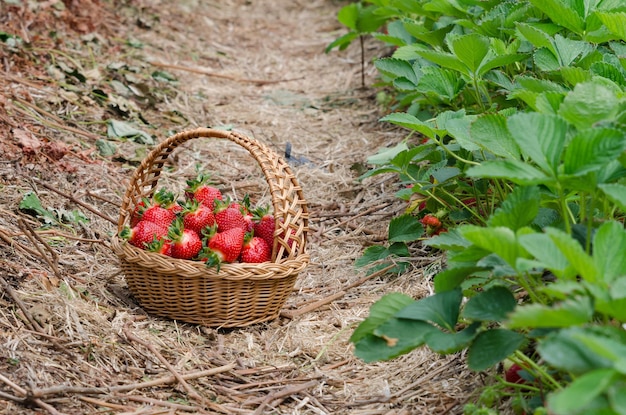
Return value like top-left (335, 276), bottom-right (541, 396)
top-left (0, 1), bottom-right (484, 413)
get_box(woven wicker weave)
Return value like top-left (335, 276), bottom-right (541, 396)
top-left (110, 128), bottom-right (309, 327)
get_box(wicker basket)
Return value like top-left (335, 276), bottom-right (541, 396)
top-left (110, 128), bottom-right (309, 327)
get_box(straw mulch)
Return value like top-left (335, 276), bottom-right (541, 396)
top-left (0, 0), bottom-right (491, 413)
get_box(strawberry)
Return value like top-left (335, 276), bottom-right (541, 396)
top-left (120, 220), bottom-right (168, 249)
top-left (420, 214), bottom-right (441, 228)
top-left (130, 188), bottom-right (177, 227)
top-left (182, 200), bottom-right (216, 235)
top-left (252, 205), bottom-right (275, 250)
top-left (142, 205), bottom-right (176, 229)
top-left (168, 219), bottom-right (202, 260)
top-left (241, 233), bottom-right (270, 263)
top-left (505, 364), bottom-right (527, 385)
top-left (201, 227), bottom-right (246, 270)
top-left (185, 173), bottom-right (222, 211)
top-left (231, 195), bottom-right (254, 232)
top-left (145, 237), bottom-right (173, 256)
top-left (214, 199), bottom-right (248, 232)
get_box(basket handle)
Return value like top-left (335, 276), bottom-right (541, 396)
top-left (117, 128), bottom-right (308, 261)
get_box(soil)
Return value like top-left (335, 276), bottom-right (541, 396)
top-left (0, 0), bottom-right (487, 414)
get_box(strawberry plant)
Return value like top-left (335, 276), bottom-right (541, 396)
top-left (330, 0), bottom-right (626, 413)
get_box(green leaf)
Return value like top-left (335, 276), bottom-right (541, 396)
top-left (552, 34), bottom-right (594, 67)
top-left (366, 141), bottom-right (409, 165)
top-left (416, 67), bottom-right (465, 102)
top-left (507, 297), bottom-right (594, 328)
top-left (379, 112), bottom-right (437, 138)
top-left (467, 329), bottom-right (526, 371)
top-left (374, 58), bottom-right (418, 85)
top-left (19, 192), bottom-right (56, 223)
top-left (488, 185), bottom-right (540, 231)
top-left (395, 288), bottom-right (463, 331)
top-left (462, 286), bottom-right (517, 322)
top-left (599, 183), bottom-right (626, 211)
top-left (469, 114), bottom-right (520, 159)
top-left (539, 328), bottom-right (615, 375)
top-left (423, 228), bottom-right (471, 250)
top-left (336, 3), bottom-right (359, 31)
top-left (445, 116), bottom-right (480, 152)
top-left (325, 31), bottom-right (359, 52)
top-left (450, 33), bottom-right (490, 74)
top-left (434, 266), bottom-right (486, 293)
top-left (528, 0), bottom-right (585, 34)
top-left (388, 214), bottom-right (424, 243)
top-left (563, 128), bottom-right (626, 176)
top-left (353, 319), bottom-right (435, 362)
top-left (548, 369), bottom-right (618, 415)
top-left (107, 120), bottom-right (154, 145)
top-left (417, 50), bottom-right (469, 76)
top-left (558, 81), bottom-right (619, 129)
top-left (546, 227), bottom-right (599, 283)
top-left (466, 160), bottom-right (551, 186)
top-left (461, 226), bottom-right (522, 268)
top-left (518, 233), bottom-right (573, 279)
top-left (478, 53), bottom-right (529, 77)
top-left (596, 12), bottom-right (626, 41)
top-left (95, 139), bottom-right (117, 157)
top-left (507, 112), bottom-right (568, 175)
top-left (593, 221), bottom-right (626, 284)
top-left (350, 292), bottom-right (415, 344)
top-left (516, 22), bottom-right (555, 51)
top-left (424, 322), bottom-right (481, 354)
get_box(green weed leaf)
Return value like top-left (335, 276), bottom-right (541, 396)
top-left (467, 329), bottom-right (526, 371)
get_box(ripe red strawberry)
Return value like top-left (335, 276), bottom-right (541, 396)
top-left (214, 199), bottom-right (248, 232)
top-left (241, 234), bottom-right (270, 263)
top-left (120, 220), bottom-right (168, 249)
top-left (252, 205), bottom-right (275, 250)
top-left (420, 214), bottom-right (441, 228)
top-left (130, 188), bottom-right (177, 227)
top-left (182, 200), bottom-right (216, 235)
top-left (142, 205), bottom-right (176, 229)
top-left (168, 219), bottom-right (202, 260)
top-left (230, 195), bottom-right (254, 231)
top-left (201, 227), bottom-right (246, 270)
top-left (505, 363), bottom-right (527, 385)
top-left (185, 173), bottom-right (222, 211)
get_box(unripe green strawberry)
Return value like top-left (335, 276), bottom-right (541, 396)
top-left (241, 234), bottom-right (270, 263)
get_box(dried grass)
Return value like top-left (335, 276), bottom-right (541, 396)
top-left (0, 0), bottom-right (493, 413)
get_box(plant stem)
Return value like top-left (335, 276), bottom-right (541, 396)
top-left (360, 35), bottom-right (365, 88)
top-left (557, 184), bottom-right (572, 235)
top-left (431, 136), bottom-right (480, 166)
top-left (514, 351), bottom-right (562, 391)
